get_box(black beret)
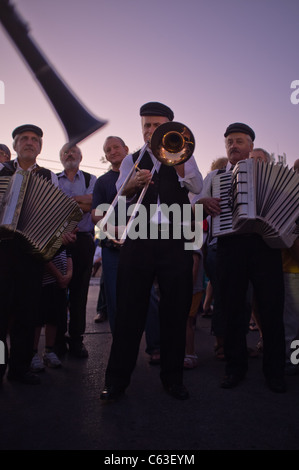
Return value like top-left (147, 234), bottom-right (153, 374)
top-left (12, 124), bottom-right (43, 139)
top-left (224, 122), bottom-right (255, 142)
top-left (0, 144), bottom-right (11, 158)
top-left (140, 102), bottom-right (174, 121)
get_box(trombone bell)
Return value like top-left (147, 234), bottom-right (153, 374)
top-left (151, 121), bottom-right (195, 166)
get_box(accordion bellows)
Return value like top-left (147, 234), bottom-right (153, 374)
top-left (0, 170), bottom-right (82, 260)
top-left (212, 159), bottom-right (299, 248)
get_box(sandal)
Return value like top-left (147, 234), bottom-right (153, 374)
top-left (184, 354), bottom-right (198, 369)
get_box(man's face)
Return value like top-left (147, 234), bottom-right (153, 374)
top-left (141, 115), bottom-right (169, 148)
top-left (225, 132), bottom-right (253, 165)
top-left (60, 145), bottom-right (82, 170)
top-left (14, 131), bottom-right (42, 161)
top-left (103, 137), bottom-right (128, 169)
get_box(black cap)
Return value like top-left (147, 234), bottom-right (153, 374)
top-left (0, 144), bottom-right (11, 158)
top-left (224, 122), bottom-right (255, 142)
top-left (140, 102), bottom-right (174, 121)
top-left (12, 124), bottom-right (43, 139)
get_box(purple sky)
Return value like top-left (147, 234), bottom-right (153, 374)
top-left (1, 0), bottom-right (298, 178)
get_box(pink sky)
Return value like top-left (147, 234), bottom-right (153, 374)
top-left (1, 0), bottom-right (298, 178)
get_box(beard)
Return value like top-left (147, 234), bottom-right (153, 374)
top-left (63, 159), bottom-right (78, 171)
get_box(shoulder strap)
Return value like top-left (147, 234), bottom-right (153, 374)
top-left (0, 161), bottom-right (52, 181)
top-left (36, 167), bottom-right (52, 181)
top-left (81, 171), bottom-right (91, 188)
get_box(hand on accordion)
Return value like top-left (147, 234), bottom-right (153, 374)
top-left (197, 197), bottom-right (222, 217)
top-left (61, 227), bottom-right (78, 246)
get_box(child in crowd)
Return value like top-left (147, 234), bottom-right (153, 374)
top-left (31, 249), bottom-right (72, 372)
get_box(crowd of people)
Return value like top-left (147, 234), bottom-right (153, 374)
top-left (0, 102), bottom-right (299, 400)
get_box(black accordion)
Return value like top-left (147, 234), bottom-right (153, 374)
top-left (0, 170), bottom-right (82, 260)
top-left (211, 159), bottom-right (299, 248)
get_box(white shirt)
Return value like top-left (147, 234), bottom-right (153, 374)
top-left (116, 149), bottom-right (203, 224)
top-left (116, 148), bottom-right (203, 195)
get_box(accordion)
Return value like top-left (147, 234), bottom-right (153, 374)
top-left (211, 159), bottom-right (299, 248)
top-left (0, 170), bottom-right (82, 260)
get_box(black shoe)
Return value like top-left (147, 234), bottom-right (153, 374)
top-left (220, 373), bottom-right (245, 389)
top-left (94, 311), bottom-right (107, 323)
top-left (163, 383), bottom-right (189, 400)
top-left (69, 341), bottom-right (89, 358)
top-left (266, 377), bottom-right (287, 393)
top-left (100, 385), bottom-right (125, 402)
top-left (7, 370), bottom-right (41, 385)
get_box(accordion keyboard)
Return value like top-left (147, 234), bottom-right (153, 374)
top-left (0, 176), bottom-right (11, 206)
top-left (211, 171), bottom-right (233, 236)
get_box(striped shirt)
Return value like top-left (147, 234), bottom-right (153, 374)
top-left (42, 250), bottom-right (71, 286)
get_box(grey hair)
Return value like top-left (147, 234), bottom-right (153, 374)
top-left (103, 136), bottom-right (127, 151)
top-left (251, 147), bottom-right (271, 163)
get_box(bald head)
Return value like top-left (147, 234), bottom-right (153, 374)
top-left (293, 159), bottom-right (299, 173)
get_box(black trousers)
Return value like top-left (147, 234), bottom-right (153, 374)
top-left (0, 240), bottom-right (43, 377)
top-left (65, 233), bottom-right (95, 341)
top-left (217, 234), bottom-right (285, 379)
top-left (105, 237), bottom-right (193, 389)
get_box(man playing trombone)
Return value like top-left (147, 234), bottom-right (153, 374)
top-left (100, 101), bottom-right (203, 401)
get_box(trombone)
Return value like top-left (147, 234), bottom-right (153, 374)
top-left (97, 121), bottom-right (195, 244)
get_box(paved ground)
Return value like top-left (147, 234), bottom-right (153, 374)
top-left (1, 277), bottom-right (299, 452)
